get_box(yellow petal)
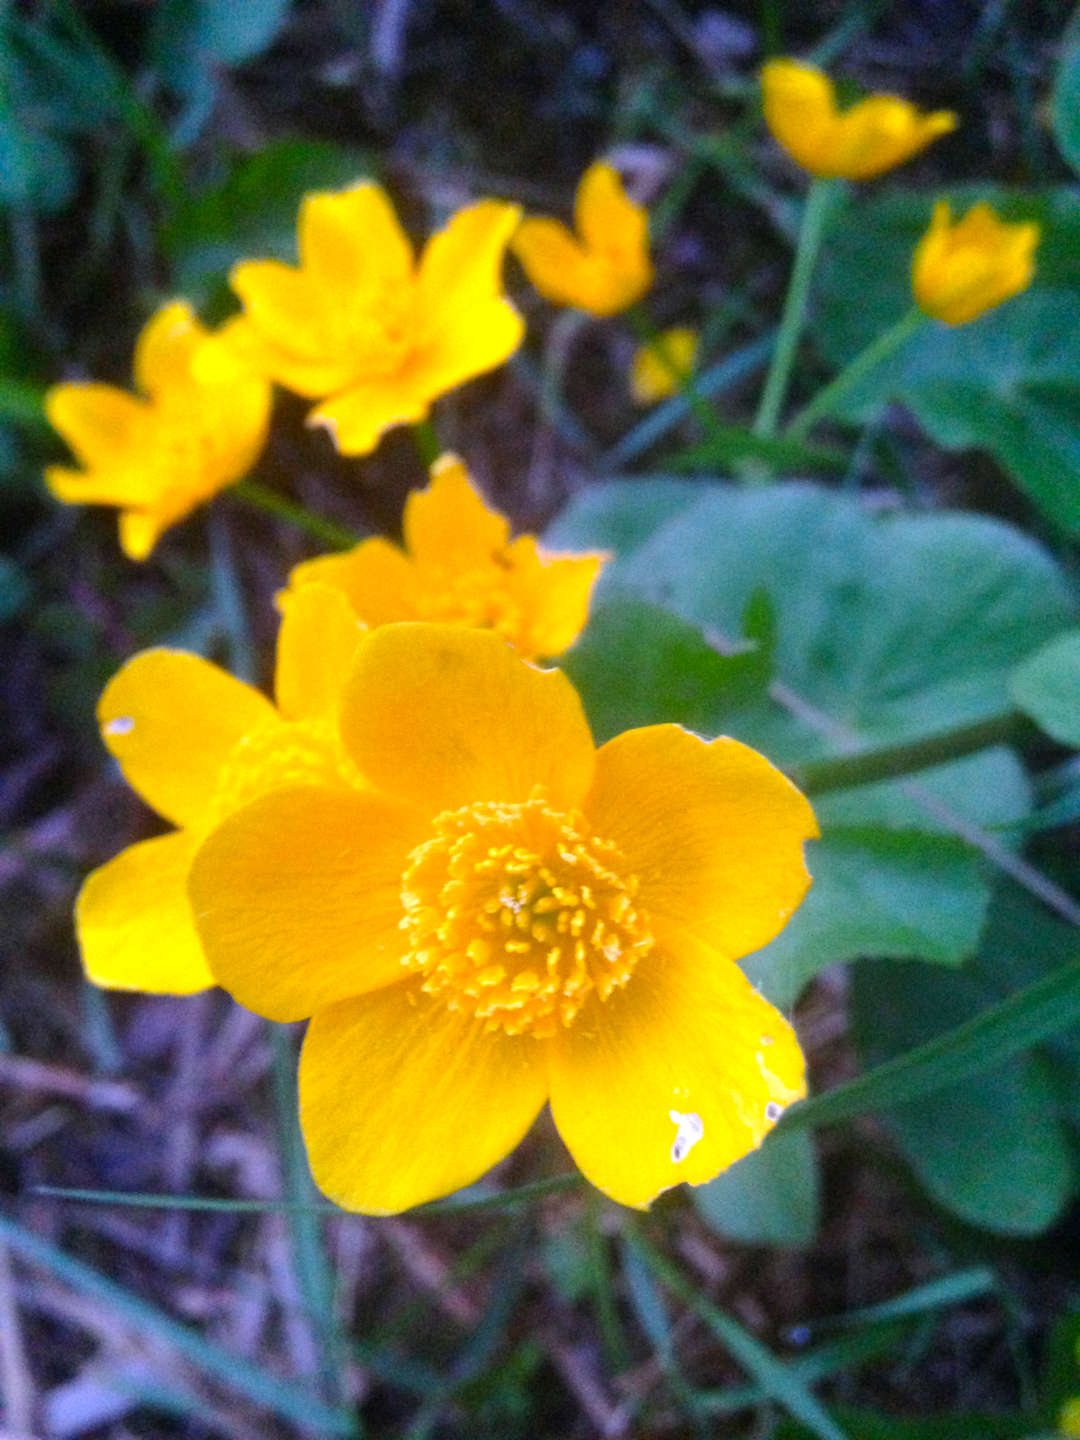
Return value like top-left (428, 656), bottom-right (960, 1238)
top-left (299, 182), bottom-right (414, 295)
top-left (45, 383), bottom-right (150, 470)
top-left (585, 726), bottom-right (818, 958)
top-left (548, 932), bottom-right (806, 1208)
top-left (77, 831), bottom-right (213, 993)
top-left (403, 454), bottom-right (509, 568)
top-left (630, 326), bottom-right (699, 405)
top-left (230, 260), bottom-right (358, 396)
top-left (511, 217), bottom-right (595, 308)
top-left (761, 59), bottom-right (838, 176)
top-left (299, 986), bottom-right (546, 1213)
top-left (339, 623), bottom-right (595, 815)
top-left (575, 161), bottom-right (649, 274)
top-left (834, 96), bottom-right (956, 181)
top-left (417, 199), bottom-right (522, 340)
top-left (133, 300), bottom-right (204, 396)
top-left (189, 786), bottom-right (427, 1021)
top-left (307, 379), bottom-right (430, 457)
top-left (408, 296), bottom-right (525, 403)
top-left (274, 583), bottom-right (366, 721)
top-left (44, 464), bottom-right (143, 509)
top-left (287, 539), bottom-right (423, 627)
top-left (98, 649), bottom-right (276, 826)
top-left (117, 508), bottom-right (170, 562)
top-left (502, 537), bottom-right (607, 658)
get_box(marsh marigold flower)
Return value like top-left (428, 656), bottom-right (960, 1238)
top-left (285, 453), bottom-right (607, 661)
top-left (911, 200), bottom-right (1039, 326)
top-left (512, 161), bottom-right (652, 316)
top-left (45, 301), bottom-right (271, 561)
top-left (189, 624), bottom-right (817, 1212)
top-left (77, 586), bottom-right (364, 994)
top-left (230, 183), bottom-right (524, 456)
top-left (761, 58), bottom-right (956, 181)
top-left (630, 326), bottom-right (699, 405)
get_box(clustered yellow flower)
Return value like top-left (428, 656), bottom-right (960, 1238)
top-left (45, 301), bottom-right (271, 560)
top-left (761, 57), bottom-right (956, 181)
top-left (285, 453), bottom-right (608, 662)
top-left (912, 201), bottom-right (1041, 326)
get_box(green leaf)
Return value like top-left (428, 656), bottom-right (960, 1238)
top-left (665, 424), bottom-right (844, 476)
top-left (1052, 9), bottom-right (1080, 174)
top-left (1010, 631), bottom-right (1080, 746)
top-left (694, 1128), bottom-right (820, 1246)
top-left (816, 187), bottom-right (1080, 531)
top-left (852, 961), bottom-right (1075, 1234)
top-left (561, 596), bottom-right (771, 744)
top-left (776, 1409), bottom-right (1036, 1440)
top-left (742, 828), bottom-right (990, 1008)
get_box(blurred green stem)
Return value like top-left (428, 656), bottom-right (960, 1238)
top-left (786, 305), bottom-right (926, 441)
top-left (792, 710), bottom-right (1030, 796)
top-left (232, 479), bottom-right (359, 549)
top-left (413, 417), bottom-right (442, 468)
top-left (752, 178), bottom-right (836, 439)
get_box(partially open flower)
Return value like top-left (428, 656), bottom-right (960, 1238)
top-left (285, 454), bottom-right (607, 661)
top-left (45, 302), bottom-right (271, 560)
top-left (761, 58), bottom-right (956, 181)
top-left (630, 326), bottom-right (699, 405)
top-left (76, 587), bottom-right (364, 994)
top-left (230, 183), bottom-right (524, 456)
top-left (512, 161), bottom-right (652, 316)
top-left (190, 624), bottom-right (817, 1212)
top-left (912, 201), bottom-right (1040, 326)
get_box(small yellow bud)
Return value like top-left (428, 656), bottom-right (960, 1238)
top-left (630, 327), bottom-right (699, 405)
top-left (912, 201), bottom-right (1040, 326)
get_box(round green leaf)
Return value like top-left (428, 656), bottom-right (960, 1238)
top-left (1009, 631), bottom-right (1080, 746)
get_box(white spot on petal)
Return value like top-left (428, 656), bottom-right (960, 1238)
top-left (104, 715), bottom-right (135, 736)
top-left (669, 1109), bottom-right (704, 1164)
top-left (765, 1101), bottom-right (784, 1123)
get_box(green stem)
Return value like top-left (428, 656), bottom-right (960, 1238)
top-left (412, 417), bottom-right (442, 468)
top-left (786, 305), bottom-right (926, 442)
top-left (753, 177), bottom-right (836, 439)
top-left (791, 710), bottom-right (1030, 797)
top-left (232, 479), bottom-right (360, 550)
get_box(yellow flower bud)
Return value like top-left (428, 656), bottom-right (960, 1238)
top-left (912, 201), bottom-right (1040, 326)
top-left (761, 58), bottom-right (956, 181)
top-left (630, 326), bottom-right (699, 405)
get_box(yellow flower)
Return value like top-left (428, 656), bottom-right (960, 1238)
top-left (230, 183), bottom-right (524, 456)
top-left (76, 586), bottom-right (365, 995)
top-left (630, 326), bottom-right (699, 405)
top-left (1061, 1398), bottom-right (1080, 1438)
top-left (44, 301), bottom-right (271, 561)
top-left (912, 200), bottom-right (1039, 326)
top-left (511, 161), bottom-right (653, 316)
top-left (189, 624), bottom-right (817, 1212)
top-left (285, 453), bottom-right (607, 661)
top-left (761, 58), bottom-right (957, 181)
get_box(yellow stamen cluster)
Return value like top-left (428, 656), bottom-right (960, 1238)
top-left (400, 788), bottom-right (654, 1037)
top-left (209, 721), bottom-right (361, 823)
top-left (411, 561), bottom-right (524, 638)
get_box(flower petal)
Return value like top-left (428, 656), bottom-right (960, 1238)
top-left (418, 199), bottom-right (522, 338)
top-left (408, 297), bottom-right (524, 404)
top-left (761, 58), bottom-right (839, 177)
top-left (511, 217), bottom-right (595, 309)
top-left (300, 986), bottom-right (546, 1213)
top-left (575, 161), bottom-right (648, 270)
top-left (98, 649), bottom-right (277, 826)
top-left (230, 260), bottom-right (358, 396)
top-left (287, 539), bottom-right (423, 626)
top-left (117, 508), bottom-right (172, 562)
top-left (189, 786), bottom-right (428, 1021)
top-left (45, 383), bottom-right (150, 471)
top-left (403, 454), bottom-right (509, 568)
top-left (133, 300), bottom-right (204, 396)
top-left (339, 623), bottom-right (595, 815)
top-left (77, 831), bottom-right (213, 993)
top-left (307, 380), bottom-right (430, 457)
top-left (299, 183), bottom-right (414, 295)
top-left (504, 537), bottom-right (607, 659)
top-left (549, 933), bottom-right (806, 1208)
top-left (585, 726), bottom-right (818, 959)
top-left (274, 584), bottom-right (366, 721)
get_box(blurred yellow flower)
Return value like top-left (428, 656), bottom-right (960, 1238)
top-left (912, 200), bottom-right (1039, 325)
top-left (761, 58), bottom-right (956, 181)
top-left (230, 183), bottom-right (524, 456)
top-left (630, 326), bottom-right (699, 405)
top-left (76, 587), bottom-right (364, 995)
top-left (512, 161), bottom-right (652, 316)
top-left (45, 301), bottom-right (271, 561)
top-left (1061, 1397), bottom-right (1080, 1438)
top-left (285, 453), bottom-right (607, 661)
top-left (190, 623), bottom-right (817, 1212)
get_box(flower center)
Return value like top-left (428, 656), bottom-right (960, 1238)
top-left (400, 788), bottom-right (654, 1038)
top-left (208, 719), bottom-right (361, 827)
